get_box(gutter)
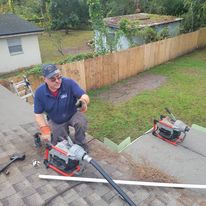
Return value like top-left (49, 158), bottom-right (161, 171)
top-left (0, 31), bottom-right (44, 39)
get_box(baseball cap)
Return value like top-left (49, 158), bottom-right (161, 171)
top-left (42, 64), bottom-right (60, 79)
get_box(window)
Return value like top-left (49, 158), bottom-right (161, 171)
top-left (7, 38), bottom-right (23, 55)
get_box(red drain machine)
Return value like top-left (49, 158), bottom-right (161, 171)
top-left (34, 134), bottom-right (137, 206)
top-left (34, 134), bottom-right (83, 176)
top-left (152, 108), bottom-right (190, 145)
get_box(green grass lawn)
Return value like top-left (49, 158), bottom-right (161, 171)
top-left (86, 48), bottom-right (206, 144)
top-left (38, 30), bottom-right (93, 63)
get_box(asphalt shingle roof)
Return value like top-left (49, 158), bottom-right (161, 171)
top-left (0, 85), bottom-right (206, 205)
top-left (1, 124), bottom-right (206, 206)
top-left (0, 13), bottom-right (43, 37)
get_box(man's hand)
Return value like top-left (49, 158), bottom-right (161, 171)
top-left (40, 126), bottom-right (51, 142)
top-left (75, 99), bottom-right (87, 113)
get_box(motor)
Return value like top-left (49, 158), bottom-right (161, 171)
top-left (152, 108), bottom-right (190, 145)
top-left (34, 133), bottom-right (84, 176)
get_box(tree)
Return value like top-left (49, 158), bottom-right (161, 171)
top-left (87, 0), bottom-right (107, 52)
top-left (182, 0), bottom-right (206, 31)
top-left (11, 0), bottom-right (43, 21)
top-left (0, 0), bottom-right (9, 13)
top-left (100, 0), bottom-right (137, 17)
top-left (140, 0), bottom-right (186, 15)
top-left (49, 0), bottom-right (89, 33)
top-left (140, 0), bottom-right (206, 32)
top-left (0, 0), bottom-right (15, 13)
top-left (8, 0), bottom-right (14, 13)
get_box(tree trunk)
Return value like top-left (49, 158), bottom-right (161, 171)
top-left (8, 0), bottom-right (15, 13)
top-left (135, 0), bottom-right (141, 13)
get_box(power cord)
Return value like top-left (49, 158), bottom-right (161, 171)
top-left (42, 182), bottom-right (82, 206)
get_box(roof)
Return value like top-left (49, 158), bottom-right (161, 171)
top-left (0, 84), bottom-right (205, 205)
top-left (104, 13), bottom-right (183, 29)
top-left (0, 13), bottom-right (43, 37)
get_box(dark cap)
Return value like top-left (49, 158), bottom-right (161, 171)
top-left (42, 64), bottom-right (60, 78)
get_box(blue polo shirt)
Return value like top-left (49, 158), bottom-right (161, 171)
top-left (34, 77), bottom-right (85, 124)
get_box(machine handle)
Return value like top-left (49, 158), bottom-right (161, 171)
top-left (165, 107), bottom-right (171, 114)
top-left (165, 107), bottom-right (176, 121)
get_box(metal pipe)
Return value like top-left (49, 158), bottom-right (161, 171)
top-left (39, 175), bottom-right (206, 189)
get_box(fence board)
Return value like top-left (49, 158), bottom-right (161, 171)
top-left (110, 52), bottom-right (119, 84)
top-left (180, 31), bottom-right (198, 54)
top-left (109, 53), bottom-right (119, 85)
top-left (198, 27), bottom-right (206, 48)
top-left (118, 49), bottom-right (130, 81)
top-left (129, 46), bottom-right (145, 76)
top-left (59, 29), bottom-right (205, 91)
top-left (163, 38), bottom-right (171, 63)
top-left (61, 61), bottom-right (86, 90)
top-left (169, 35), bottom-right (180, 60)
top-left (84, 56), bottom-right (103, 90)
top-left (102, 54), bottom-right (112, 86)
top-left (144, 42), bottom-right (154, 70)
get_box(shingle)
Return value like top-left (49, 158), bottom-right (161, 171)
top-left (0, 194), bottom-right (25, 206)
top-left (0, 124), bottom-right (206, 206)
top-left (0, 14), bottom-right (43, 37)
top-left (0, 182), bottom-right (16, 199)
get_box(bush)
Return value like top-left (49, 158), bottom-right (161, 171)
top-left (58, 52), bottom-right (98, 64)
top-left (25, 65), bottom-right (42, 76)
top-left (157, 27), bottom-right (170, 40)
top-left (142, 27), bottom-right (158, 43)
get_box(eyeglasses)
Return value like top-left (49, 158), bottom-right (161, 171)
top-left (49, 75), bottom-right (62, 82)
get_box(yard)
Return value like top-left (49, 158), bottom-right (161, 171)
top-left (86, 48), bottom-right (206, 143)
top-left (38, 30), bottom-right (93, 63)
top-left (1, 30), bottom-right (206, 145)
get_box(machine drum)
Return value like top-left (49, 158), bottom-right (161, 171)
top-left (50, 155), bottom-right (79, 172)
top-left (158, 128), bottom-right (181, 140)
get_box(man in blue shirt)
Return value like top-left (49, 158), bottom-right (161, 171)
top-left (34, 64), bottom-right (90, 151)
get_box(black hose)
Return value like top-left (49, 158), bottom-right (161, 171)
top-left (42, 182), bottom-right (82, 206)
top-left (89, 159), bottom-right (137, 206)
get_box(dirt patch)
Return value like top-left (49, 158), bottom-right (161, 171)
top-left (98, 73), bottom-right (167, 104)
top-left (63, 43), bottom-right (92, 55)
top-left (0, 79), bottom-right (11, 90)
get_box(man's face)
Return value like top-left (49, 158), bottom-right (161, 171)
top-left (44, 73), bottom-right (62, 91)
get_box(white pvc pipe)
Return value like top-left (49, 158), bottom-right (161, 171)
top-left (39, 175), bottom-right (206, 189)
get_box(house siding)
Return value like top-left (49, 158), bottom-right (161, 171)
top-left (0, 34), bottom-right (42, 73)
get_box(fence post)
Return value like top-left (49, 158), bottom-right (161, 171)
top-left (197, 27), bottom-right (206, 49)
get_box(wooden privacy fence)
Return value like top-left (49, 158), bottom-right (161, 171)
top-left (61, 28), bottom-right (206, 91)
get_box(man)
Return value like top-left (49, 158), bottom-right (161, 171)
top-left (34, 64), bottom-right (90, 151)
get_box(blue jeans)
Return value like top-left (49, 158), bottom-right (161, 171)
top-left (48, 111), bottom-right (88, 145)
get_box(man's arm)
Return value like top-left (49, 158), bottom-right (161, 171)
top-left (35, 113), bottom-right (48, 128)
top-left (35, 113), bottom-right (51, 141)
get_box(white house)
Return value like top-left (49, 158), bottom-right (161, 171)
top-left (95, 13), bottom-right (183, 51)
top-left (0, 13), bottom-right (43, 73)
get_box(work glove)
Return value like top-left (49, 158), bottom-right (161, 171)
top-left (75, 99), bottom-right (87, 113)
top-left (40, 125), bottom-right (51, 142)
